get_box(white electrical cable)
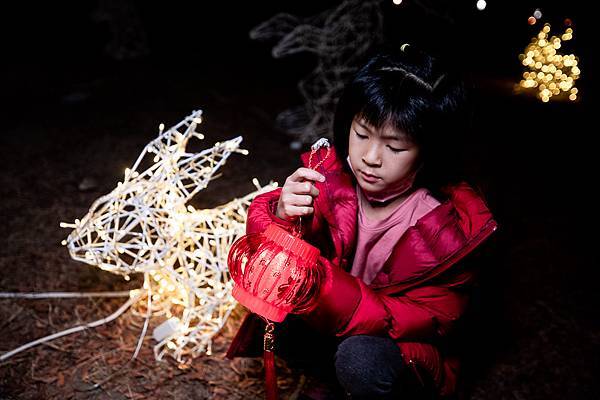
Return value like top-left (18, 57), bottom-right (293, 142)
top-left (130, 274), bottom-right (151, 360)
top-left (0, 291), bottom-right (131, 299)
top-left (0, 292), bottom-right (143, 362)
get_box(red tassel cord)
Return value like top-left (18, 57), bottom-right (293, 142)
top-left (263, 320), bottom-right (279, 400)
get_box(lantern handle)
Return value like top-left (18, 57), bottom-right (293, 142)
top-left (308, 138), bottom-right (331, 171)
top-left (292, 217), bottom-right (304, 237)
top-left (294, 138), bottom-right (331, 238)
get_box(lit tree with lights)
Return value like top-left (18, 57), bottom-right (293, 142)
top-left (518, 23), bottom-right (580, 102)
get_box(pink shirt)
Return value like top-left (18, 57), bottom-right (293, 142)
top-left (350, 187), bottom-right (441, 284)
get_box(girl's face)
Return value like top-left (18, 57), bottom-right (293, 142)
top-left (348, 116), bottom-right (421, 194)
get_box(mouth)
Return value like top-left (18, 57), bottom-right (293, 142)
top-left (358, 170), bottom-right (381, 183)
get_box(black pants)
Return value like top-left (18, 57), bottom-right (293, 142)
top-left (275, 315), bottom-right (437, 399)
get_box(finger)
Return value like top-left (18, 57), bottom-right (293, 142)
top-left (283, 205), bottom-right (314, 218)
top-left (290, 181), bottom-right (319, 197)
top-left (289, 193), bottom-right (314, 207)
top-left (280, 192), bottom-right (313, 209)
top-left (289, 167), bottom-right (325, 183)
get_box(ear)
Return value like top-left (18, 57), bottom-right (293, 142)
top-left (249, 13), bottom-right (301, 42)
top-left (121, 110), bottom-right (247, 202)
top-left (273, 24), bottom-right (324, 58)
top-left (173, 135), bottom-right (247, 201)
top-left (125, 110), bottom-right (205, 183)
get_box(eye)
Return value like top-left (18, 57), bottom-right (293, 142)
top-left (387, 145), bottom-right (407, 153)
top-left (354, 130), bottom-right (367, 139)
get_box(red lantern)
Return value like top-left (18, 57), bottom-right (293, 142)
top-left (227, 223), bottom-right (322, 400)
top-left (227, 141), bottom-right (331, 400)
top-left (228, 222), bottom-right (322, 321)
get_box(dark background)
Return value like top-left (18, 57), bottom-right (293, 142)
top-left (0, 1), bottom-right (596, 399)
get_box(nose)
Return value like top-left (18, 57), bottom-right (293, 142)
top-left (362, 144), bottom-right (382, 167)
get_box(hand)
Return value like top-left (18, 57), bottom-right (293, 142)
top-left (276, 167), bottom-right (325, 221)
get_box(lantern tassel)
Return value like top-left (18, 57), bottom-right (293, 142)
top-left (263, 320), bottom-right (278, 400)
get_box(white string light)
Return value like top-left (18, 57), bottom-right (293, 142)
top-left (60, 109), bottom-right (278, 363)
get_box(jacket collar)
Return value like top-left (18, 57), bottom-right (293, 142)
top-left (301, 146), bottom-right (497, 291)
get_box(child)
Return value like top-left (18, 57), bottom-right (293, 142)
top-left (227, 44), bottom-right (497, 399)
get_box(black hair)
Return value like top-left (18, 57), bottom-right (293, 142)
top-left (333, 44), bottom-right (471, 199)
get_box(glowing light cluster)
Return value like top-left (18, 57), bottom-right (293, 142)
top-left (62, 110), bottom-right (278, 363)
top-left (518, 23), bottom-right (580, 102)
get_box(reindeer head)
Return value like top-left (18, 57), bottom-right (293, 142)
top-left (61, 110), bottom-right (277, 363)
top-left (62, 110), bottom-right (245, 275)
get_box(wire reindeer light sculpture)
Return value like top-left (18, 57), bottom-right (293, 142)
top-left (250, 0), bottom-right (384, 147)
top-left (60, 110), bottom-right (278, 363)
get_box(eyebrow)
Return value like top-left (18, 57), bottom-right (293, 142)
top-left (356, 120), bottom-right (404, 141)
top-left (355, 120), bottom-right (373, 132)
top-left (380, 134), bottom-right (403, 141)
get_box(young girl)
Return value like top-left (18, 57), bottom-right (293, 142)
top-left (227, 44), bottom-right (497, 399)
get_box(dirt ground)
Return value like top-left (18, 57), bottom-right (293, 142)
top-left (0, 55), bottom-right (597, 399)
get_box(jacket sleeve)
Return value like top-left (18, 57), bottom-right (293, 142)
top-left (339, 281), bottom-right (470, 341)
top-left (309, 259), bottom-right (471, 342)
top-left (246, 146), bottom-right (330, 236)
top-left (246, 187), bottom-right (296, 234)
top-left (246, 186), bottom-right (327, 239)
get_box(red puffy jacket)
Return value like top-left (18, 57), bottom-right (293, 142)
top-left (227, 146), bottom-right (497, 397)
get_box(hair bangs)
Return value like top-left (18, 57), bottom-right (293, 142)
top-left (356, 81), bottom-right (429, 143)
